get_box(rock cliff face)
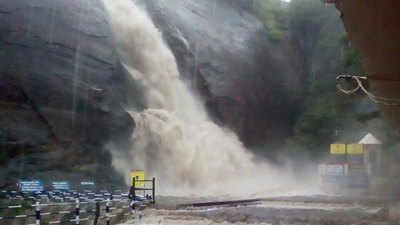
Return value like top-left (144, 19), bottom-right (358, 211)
top-left (0, 0), bottom-right (135, 187)
top-left (140, 0), bottom-right (302, 147)
top-left (0, 0), bottom-right (303, 186)
top-left (335, 0), bottom-right (400, 130)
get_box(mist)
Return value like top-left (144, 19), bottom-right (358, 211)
top-left (102, 0), bottom-right (318, 196)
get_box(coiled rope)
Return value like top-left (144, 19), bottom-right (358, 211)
top-left (336, 75), bottom-right (400, 106)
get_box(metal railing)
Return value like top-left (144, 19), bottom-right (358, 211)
top-left (131, 177), bottom-right (155, 205)
top-left (0, 189), bottom-right (152, 225)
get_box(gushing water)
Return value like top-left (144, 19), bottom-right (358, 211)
top-left (72, 44), bottom-right (81, 128)
top-left (72, 0), bottom-right (83, 128)
top-left (103, 0), bottom-right (301, 196)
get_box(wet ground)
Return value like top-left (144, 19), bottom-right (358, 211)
top-left (120, 195), bottom-right (395, 225)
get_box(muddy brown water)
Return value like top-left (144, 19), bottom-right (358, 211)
top-left (120, 195), bottom-right (389, 225)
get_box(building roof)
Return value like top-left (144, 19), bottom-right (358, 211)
top-left (358, 133), bottom-right (382, 144)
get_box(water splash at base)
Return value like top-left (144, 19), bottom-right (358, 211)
top-left (103, 0), bottom-right (314, 196)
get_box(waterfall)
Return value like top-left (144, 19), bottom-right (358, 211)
top-left (102, 0), bottom-right (288, 196)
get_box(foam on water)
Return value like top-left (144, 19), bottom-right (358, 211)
top-left (103, 0), bottom-right (313, 196)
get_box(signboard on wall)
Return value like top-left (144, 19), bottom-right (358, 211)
top-left (348, 154), bottom-right (364, 170)
top-left (326, 164), bottom-right (345, 176)
top-left (81, 180), bottom-right (96, 189)
top-left (131, 170), bottom-right (145, 186)
top-left (18, 179), bottom-right (44, 192)
top-left (330, 144), bottom-right (346, 154)
top-left (347, 144), bottom-right (363, 154)
top-left (52, 181), bottom-right (70, 191)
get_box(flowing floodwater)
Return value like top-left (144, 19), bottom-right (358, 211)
top-left (102, 0), bottom-right (310, 196)
top-left (118, 200), bottom-right (382, 225)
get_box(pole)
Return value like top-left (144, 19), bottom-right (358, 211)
top-left (106, 198), bottom-right (110, 225)
top-left (152, 177), bottom-right (155, 204)
top-left (35, 201), bottom-right (40, 225)
top-left (75, 197), bottom-right (80, 225)
top-left (132, 177), bottom-right (136, 202)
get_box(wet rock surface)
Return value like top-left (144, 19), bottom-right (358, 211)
top-left (140, 0), bottom-right (302, 148)
top-left (0, 0), bottom-right (135, 186)
top-left (0, 0), bottom-right (304, 185)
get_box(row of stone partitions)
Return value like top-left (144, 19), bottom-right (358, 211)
top-left (0, 189), bottom-right (153, 225)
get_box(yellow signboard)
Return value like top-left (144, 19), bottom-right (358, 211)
top-left (330, 144), bottom-right (346, 154)
top-left (347, 144), bottom-right (363, 154)
top-left (130, 170), bottom-right (145, 186)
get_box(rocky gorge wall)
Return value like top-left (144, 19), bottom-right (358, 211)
top-left (140, 0), bottom-right (302, 147)
top-left (0, 0), bottom-right (135, 187)
top-left (0, 0), bottom-right (303, 187)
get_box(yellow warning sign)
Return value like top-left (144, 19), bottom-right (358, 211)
top-left (330, 144), bottom-right (346, 154)
top-left (347, 144), bottom-right (363, 154)
top-left (130, 170), bottom-right (145, 187)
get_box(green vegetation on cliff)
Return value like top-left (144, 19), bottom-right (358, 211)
top-left (254, 0), bottom-right (288, 40)
top-left (236, 0), bottom-right (391, 156)
top-left (285, 0), bottom-right (383, 156)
